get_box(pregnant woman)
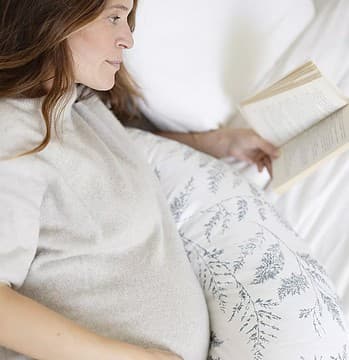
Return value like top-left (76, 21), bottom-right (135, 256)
top-left (0, 0), bottom-right (347, 359)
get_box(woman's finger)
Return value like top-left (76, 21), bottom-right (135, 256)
top-left (253, 150), bottom-right (265, 164)
top-left (254, 136), bottom-right (280, 158)
top-left (263, 155), bottom-right (273, 178)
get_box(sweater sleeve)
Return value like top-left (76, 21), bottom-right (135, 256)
top-left (0, 157), bottom-right (47, 289)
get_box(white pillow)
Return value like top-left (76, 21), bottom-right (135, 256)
top-left (251, 0), bottom-right (349, 97)
top-left (127, 128), bottom-right (349, 360)
top-left (124, 0), bottom-right (314, 132)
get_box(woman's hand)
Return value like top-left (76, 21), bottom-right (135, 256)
top-left (194, 128), bottom-right (280, 177)
top-left (156, 127), bottom-right (280, 177)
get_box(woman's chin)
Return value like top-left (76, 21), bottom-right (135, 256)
top-left (94, 81), bottom-right (115, 91)
top-left (100, 84), bottom-right (115, 91)
top-left (80, 78), bottom-right (116, 91)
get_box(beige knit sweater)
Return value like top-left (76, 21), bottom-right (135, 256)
top-left (0, 87), bottom-right (210, 359)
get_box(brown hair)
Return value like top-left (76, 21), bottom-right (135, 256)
top-left (0, 0), bottom-right (142, 156)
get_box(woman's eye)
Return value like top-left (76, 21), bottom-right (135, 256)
top-left (109, 16), bottom-right (121, 25)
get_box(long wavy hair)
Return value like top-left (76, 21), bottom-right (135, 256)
top-left (0, 0), bottom-right (142, 156)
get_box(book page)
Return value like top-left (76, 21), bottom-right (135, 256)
top-left (271, 104), bottom-right (349, 193)
top-left (243, 61), bottom-right (322, 103)
top-left (240, 77), bottom-right (347, 146)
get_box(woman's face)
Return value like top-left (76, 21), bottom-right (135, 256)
top-left (67, 0), bottom-right (134, 91)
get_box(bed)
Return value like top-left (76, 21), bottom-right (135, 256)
top-left (124, 1), bottom-right (349, 357)
top-left (125, 0), bottom-right (349, 317)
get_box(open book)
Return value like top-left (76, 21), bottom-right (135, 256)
top-left (239, 61), bottom-right (349, 194)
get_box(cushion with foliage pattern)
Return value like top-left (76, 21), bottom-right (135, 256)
top-left (127, 128), bottom-right (349, 360)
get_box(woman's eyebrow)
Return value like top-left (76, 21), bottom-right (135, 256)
top-left (105, 5), bottom-right (130, 11)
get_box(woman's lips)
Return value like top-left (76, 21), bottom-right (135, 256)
top-left (106, 60), bottom-right (121, 68)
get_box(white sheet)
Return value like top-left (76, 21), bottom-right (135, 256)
top-left (224, 1), bottom-right (349, 322)
top-left (271, 151), bottom-right (349, 316)
top-left (229, 147), bottom-right (349, 319)
top-left (254, 0), bottom-right (349, 96)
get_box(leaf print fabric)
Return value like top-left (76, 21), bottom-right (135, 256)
top-left (127, 128), bottom-right (349, 360)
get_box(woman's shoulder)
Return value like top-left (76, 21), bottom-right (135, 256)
top-left (0, 95), bottom-right (45, 124)
top-left (0, 97), bottom-right (46, 159)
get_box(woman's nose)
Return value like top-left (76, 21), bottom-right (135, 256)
top-left (115, 25), bottom-right (134, 49)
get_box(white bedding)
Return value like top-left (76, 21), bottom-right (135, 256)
top-left (124, 0), bottom-right (314, 131)
top-left (125, 0), bottom-right (349, 320)
top-left (272, 151), bottom-right (349, 317)
top-left (127, 127), bottom-right (349, 359)
top-left (226, 148), bottom-right (349, 319)
top-left (230, 0), bottom-right (349, 319)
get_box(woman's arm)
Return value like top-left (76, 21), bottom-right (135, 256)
top-left (153, 130), bottom-right (203, 152)
top-left (0, 284), bottom-right (127, 359)
top-left (0, 284), bottom-right (180, 360)
top-left (155, 128), bottom-right (280, 176)
top-left (123, 112), bottom-right (279, 175)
